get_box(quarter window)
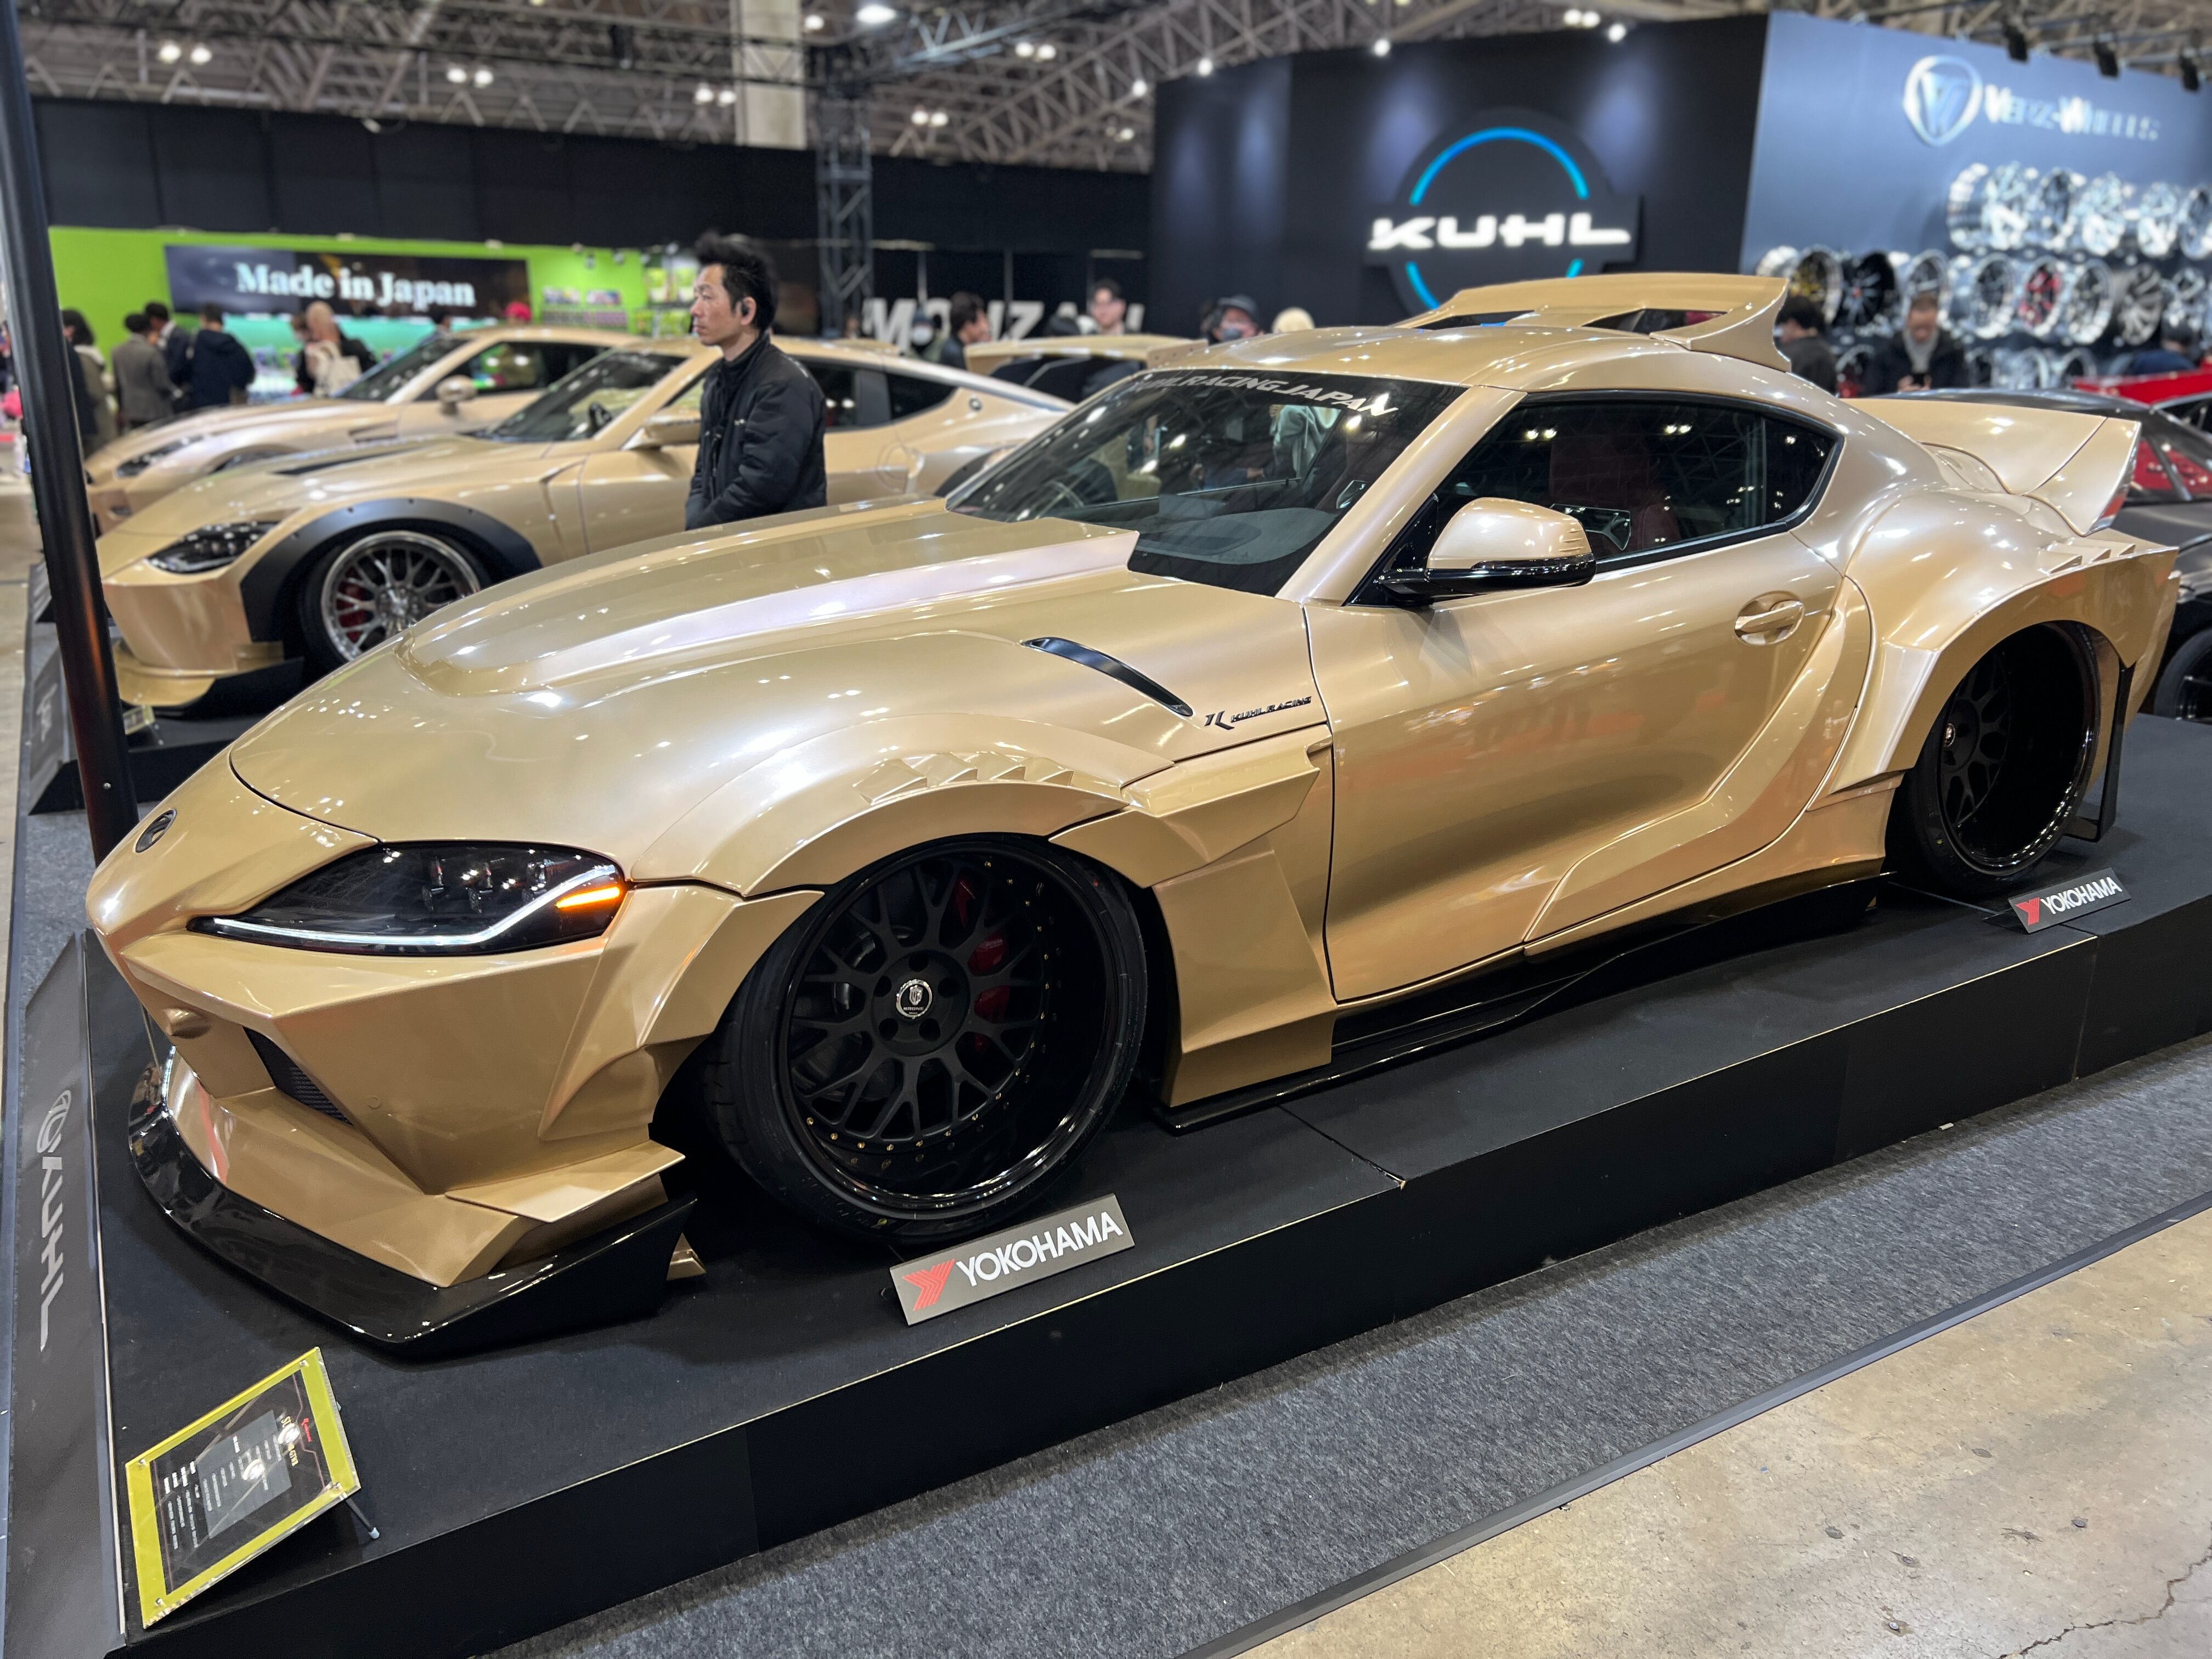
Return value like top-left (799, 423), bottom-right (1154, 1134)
top-left (887, 372), bottom-right (954, 420)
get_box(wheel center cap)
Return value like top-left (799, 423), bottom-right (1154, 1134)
top-left (893, 977), bottom-right (934, 1020)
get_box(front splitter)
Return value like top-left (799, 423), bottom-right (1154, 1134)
top-left (127, 1065), bottom-right (696, 1358)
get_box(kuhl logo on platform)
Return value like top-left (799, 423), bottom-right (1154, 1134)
top-left (2009, 868), bottom-right (2128, 933)
top-left (35, 1089), bottom-right (71, 1352)
top-left (892, 1196), bottom-right (1134, 1324)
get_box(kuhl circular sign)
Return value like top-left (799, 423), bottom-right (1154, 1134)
top-left (1367, 109), bottom-right (1641, 315)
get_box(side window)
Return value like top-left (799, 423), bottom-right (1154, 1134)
top-left (667, 371), bottom-right (708, 416)
top-left (800, 362), bottom-right (860, 429)
top-left (537, 343), bottom-right (608, 384)
top-left (887, 372), bottom-right (954, 420)
top-left (1394, 399), bottom-right (1833, 568)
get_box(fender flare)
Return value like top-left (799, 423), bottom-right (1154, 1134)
top-left (239, 498), bottom-right (543, 641)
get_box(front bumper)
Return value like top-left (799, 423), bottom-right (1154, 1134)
top-left (130, 1063), bottom-right (696, 1357)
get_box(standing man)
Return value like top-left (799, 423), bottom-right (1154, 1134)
top-left (1775, 296), bottom-right (1838, 394)
top-left (147, 301), bottom-right (190, 386)
top-left (930, 292), bottom-right (991, 371)
top-left (1866, 292), bottom-right (1967, 394)
top-left (180, 306), bottom-right (256, 410)
top-left (1088, 276), bottom-right (1128, 335)
top-left (112, 312), bottom-right (178, 430)
top-left (685, 233), bottom-right (827, 532)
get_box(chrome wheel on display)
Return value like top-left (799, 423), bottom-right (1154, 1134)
top-left (2013, 257), bottom-right (2068, 339)
top-left (2053, 346), bottom-right (2099, 385)
top-left (1960, 253), bottom-right (2020, 340)
top-left (1836, 252), bottom-right (1900, 332)
top-left (1754, 245), bottom-right (1802, 279)
top-left (2179, 187), bottom-right (2212, 259)
top-left (2058, 259), bottom-right (2117, 345)
top-left (1946, 164), bottom-right (1993, 251)
top-left (2113, 264), bottom-right (2170, 346)
top-left (2029, 168), bottom-right (2080, 250)
top-left (2166, 268), bottom-right (2208, 340)
top-left (1965, 345), bottom-right (1997, 387)
top-left (1984, 163), bottom-right (2040, 251)
top-left (1901, 249), bottom-right (1951, 306)
top-left (2133, 182), bottom-right (2185, 258)
top-left (1988, 347), bottom-right (2047, 390)
top-left (1787, 246), bottom-right (1844, 323)
top-left (2075, 174), bottom-right (2133, 257)
top-left (312, 531), bottom-right (483, 666)
top-left (1835, 341), bottom-right (1876, 397)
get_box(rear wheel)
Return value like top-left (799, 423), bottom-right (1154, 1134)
top-left (297, 528), bottom-right (484, 675)
top-left (1888, 624), bottom-right (2100, 898)
top-left (2151, 627), bottom-right (2212, 723)
top-left (702, 838), bottom-right (1147, 1242)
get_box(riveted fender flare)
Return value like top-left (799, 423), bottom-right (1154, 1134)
top-left (239, 498), bottom-right (543, 641)
top-left (1829, 554), bottom-right (2177, 795)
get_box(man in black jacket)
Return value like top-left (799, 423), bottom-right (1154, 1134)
top-left (1864, 291), bottom-right (1968, 396)
top-left (684, 234), bottom-right (826, 531)
top-left (1775, 296), bottom-right (1838, 394)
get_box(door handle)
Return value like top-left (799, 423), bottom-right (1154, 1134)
top-left (1734, 595), bottom-right (1805, 644)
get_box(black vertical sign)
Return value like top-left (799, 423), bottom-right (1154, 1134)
top-left (5, 938), bottom-right (126, 1656)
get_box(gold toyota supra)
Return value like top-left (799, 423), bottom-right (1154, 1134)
top-left (83, 325), bottom-right (636, 531)
top-left (88, 275), bottom-right (2178, 1340)
top-left (97, 338), bottom-right (1070, 709)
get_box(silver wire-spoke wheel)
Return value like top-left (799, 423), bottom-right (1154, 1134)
top-left (316, 531), bottom-right (481, 662)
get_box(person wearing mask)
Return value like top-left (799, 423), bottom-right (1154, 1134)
top-left (294, 300), bottom-right (375, 396)
top-left (61, 309), bottom-right (116, 447)
top-left (1089, 278), bottom-right (1128, 336)
top-left (684, 233), bottom-right (827, 532)
top-left (2126, 326), bottom-right (2201, 377)
top-left (1775, 296), bottom-right (1838, 394)
top-left (180, 306), bottom-right (256, 410)
top-left (1203, 295), bottom-right (1262, 343)
top-left (112, 312), bottom-right (177, 430)
top-left (930, 292), bottom-right (991, 371)
top-left (1866, 292), bottom-right (1968, 394)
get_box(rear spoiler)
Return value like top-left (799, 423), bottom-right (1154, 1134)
top-left (1399, 274), bottom-right (1790, 374)
top-left (1865, 397), bottom-right (2144, 534)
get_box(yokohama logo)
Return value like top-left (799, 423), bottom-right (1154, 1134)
top-left (891, 1197), bottom-right (1135, 1324)
top-left (2010, 869), bottom-right (2127, 933)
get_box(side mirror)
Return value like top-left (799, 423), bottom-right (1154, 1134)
top-left (433, 375), bottom-right (477, 409)
top-left (1380, 498), bottom-right (1598, 605)
top-left (633, 409), bottom-right (702, 449)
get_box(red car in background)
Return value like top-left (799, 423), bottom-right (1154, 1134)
top-left (2076, 365), bottom-right (2212, 431)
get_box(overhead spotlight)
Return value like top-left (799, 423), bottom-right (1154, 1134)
top-left (2184, 53), bottom-right (2203, 92)
top-left (1371, 36), bottom-right (1391, 55)
top-left (911, 106), bottom-right (930, 124)
top-left (695, 82), bottom-right (715, 103)
top-left (473, 65), bottom-right (494, 86)
top-left (2003, 21), bottom-right (2029, 61)
top-left (156, 38), bottom-right (182, 62)
top-left (1116, 125), bottom-right (1135, 141)
top-left (1036, 42), bottom-right (1057, 60)
top-left (446, 63), bottom-right (469, 83)
top-left (1195, 55), bottom-right (1214, 75)
top-left (362, 117), bottom-right (383, 132)
top-left (2095, 38), bottom-right (2119, 77)
top-left (929, 109), bottom-right (948, 126)
top-left (855, 2), bottom-right (897, 24)
top-left (188, 42), bottom-right (212, 64)
top-left (1130, 77), bottom-right (1148, 97)
top-left (1605, 20), bottom-right (1627, 42)
top-left (803, 12), bottom-right (824, 28)
top-left (716, 86), bottom-right (737, 104)
top-left (1015, 40), bottom-right (1035, 57)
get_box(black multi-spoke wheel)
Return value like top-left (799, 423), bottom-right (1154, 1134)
top-left (702, 838), bottom-right (1147, 1241)
top-left (2152, 628), bottom-right (2212, 724)
top-left (1889, 624), bottom-right (2100, 897)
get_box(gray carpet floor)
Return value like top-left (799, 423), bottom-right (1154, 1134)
top-left (490, 1029), bottom-right (2212, 1659)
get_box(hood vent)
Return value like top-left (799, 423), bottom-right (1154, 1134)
top-left (1024, 636), bottom-right (1192, 718)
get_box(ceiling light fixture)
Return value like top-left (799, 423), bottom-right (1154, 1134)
top-left (855, 2), bottom-right (897, 25)
top-left (473, 65), bottom-right (494, 86)
top-left (2002, 21), bottom-right (2029, 61)
top-left (445, 63), bottom-right (468, 83)
top-left (695, 82), bottom-right (715, 103)
top-left (1372, 36), bottom-right (1391, 55)
top-left (1116, 125), bottom-right (1135, 140)
top-left (1605, 20), bottom-right (1627, 42)
top-left (929, 109), bottom-right (948, 126)
top-left (716, 86), bottom-right (737, 104)
top-left (803, 12), bottom-right (824, 28)
top-left (1195, 55), bottom-right (1213, 75)
top-left (1036, 42), bottom-right (1057, 60)
top-left (2095, 38), bottom-right (2120, 77)
top-left (2183, 52), bottom-right (2203, 92)
top-left (1014, 40), bottom-right (1034, 57)
top-left (188, 42), bottom-right (212, 64)
top-left (156, 39), bottom-right (182, 62)
top-left (1130, 77), bottom-right (1148, 97)
top-left (911, 106), bottom-right (930, 124)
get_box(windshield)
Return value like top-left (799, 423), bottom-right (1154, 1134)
top-left (485, 351), bottom-right (689, 443)
top-left (949, 369), bottom-right (1461, 594)
top-left (337, 333), bottom-right (455, 403)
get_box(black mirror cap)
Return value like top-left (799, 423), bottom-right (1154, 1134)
top-left (1378, 552), bottom-right (1598, 606)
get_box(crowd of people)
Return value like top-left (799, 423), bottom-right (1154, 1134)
top-left (55, 298), bottom-right (258, 445)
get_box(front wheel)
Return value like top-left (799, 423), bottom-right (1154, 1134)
top-left (297, 528), bottom-right (485, 675)
top-left (1887, 623), bottom-right (2100, 899)
top-left (701, 838), bottom-right (1148, 1242)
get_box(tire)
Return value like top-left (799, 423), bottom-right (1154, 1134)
top-left (1887, 623), bottom-right (2100, 899)
top-left (296, 528), bottom-right (486, 676)
top-left (2151, 626), bottom-right (2212, 723)
top-left (700, 837), bottom-right (1148, 1242)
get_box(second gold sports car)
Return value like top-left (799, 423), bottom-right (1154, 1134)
top-left (97, 338), bottom-right (1069, 708)
top-left (88, 275), bottom-right (2176, 1341)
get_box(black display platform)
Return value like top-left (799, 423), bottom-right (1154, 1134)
top-left (8, 715), bottom-right (2211, 1659)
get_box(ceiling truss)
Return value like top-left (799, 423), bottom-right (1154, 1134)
top-left (18, 0), bottom-right (2212, 173)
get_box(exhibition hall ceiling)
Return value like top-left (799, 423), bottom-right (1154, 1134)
top-left (16, 0), bottom-right (2212, 172)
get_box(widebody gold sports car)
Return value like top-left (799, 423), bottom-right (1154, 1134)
top-left (97, 338), bottom-right (1070, 709)
top-left (84, 325), bottom-right (635, 531)
top-left (88, 276), bottom-right (2177, 1331)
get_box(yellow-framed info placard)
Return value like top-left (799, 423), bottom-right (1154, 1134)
top-left (124, 1347), bottom-right (361, 1627)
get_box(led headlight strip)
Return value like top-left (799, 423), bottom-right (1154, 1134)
top-left (201, 860), bottom-right (623, 953)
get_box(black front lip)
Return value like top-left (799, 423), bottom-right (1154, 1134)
top-left (129, 1066), bottom-right (695, 1358)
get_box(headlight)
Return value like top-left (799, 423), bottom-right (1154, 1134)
top-left (116, 439), bottom-right (191, 478)
top-left (148, 521), bottom-right (285, 574)
top-left (191, 844), bottom-right (627, 955)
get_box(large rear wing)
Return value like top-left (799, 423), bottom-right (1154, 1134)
top-left (1398, 273), bottom-right (1791, 374)
top-left (1865, 396), bottom-right (2145, 535)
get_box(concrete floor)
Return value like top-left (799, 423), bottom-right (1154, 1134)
top-left (1259, 1209), bottom-right (2212, 1659)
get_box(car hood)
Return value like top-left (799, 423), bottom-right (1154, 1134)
top-left (226, 499), bottom-right (1324, 884)
top-left (100, 437), bottom-right (556, 566)
top-left (91, 397), bottom-right (379, 469)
